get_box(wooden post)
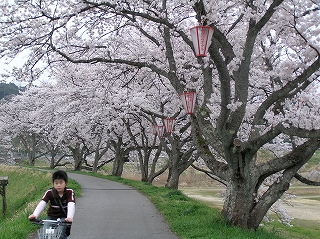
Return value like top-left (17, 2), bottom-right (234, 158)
top-left (0, 176), bottom-right (8, 216)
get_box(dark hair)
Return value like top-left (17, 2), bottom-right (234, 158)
top-left (52, 170), bottom-right (68, 183)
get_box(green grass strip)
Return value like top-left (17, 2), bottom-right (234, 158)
top-left (0, 166), bottom-right (81, 239)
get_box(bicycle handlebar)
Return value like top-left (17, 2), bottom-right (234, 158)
top-left (30, 219), bottom-right (72, 226)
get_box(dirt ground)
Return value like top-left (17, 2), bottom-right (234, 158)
top-left (280, 197), bottom-right (320, 221)
top-left (180, 187), bottom-right (320, 222)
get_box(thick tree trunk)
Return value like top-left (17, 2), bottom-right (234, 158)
top-left (26, 134), bottom-right (37, 166)
top-left (73, 153), bottom-right (83, 171)
top-left (49, 153), bottom-right (56, 168)
top-left (139, 153), bottom-right (149, 182)
top-left (28, 149), bottom-right (36, 166)
top-left (219, 141), bottom-right (317, 230)
top-left (48, 147), bottom-right (64, 169)
top-left (165, 157), bottom-right (194, 189)
top-left (92, 147), bottom-right (108, 173)
top-left (220, 147), bottom-right (263, 229)
top-left (73, 148), bottom-right (83, 171)
top-left (222, 176), bottom-right (255, 228)
top-left (92, 154), bottom-right (99, 173)
top-left (112, 155), bottom-right (125, 177)
top-left (69, 143), bottom-right (84, 171)
top-left (165, 167), bottom-right (180, 189)
top-left (165, 139), bottom-right (195, 189)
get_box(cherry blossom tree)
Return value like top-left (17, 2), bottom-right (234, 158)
top-left (0, 88), bottom-right (51, 165)
top-left (0, 129), bottom-right (15, 165)
top-left (1, 0), bottom-right (320, 230)
top-left (140, 103), bottom-right (197, 189)
top-left (48, 62), bottom-right (150, 172)
top-left (127, 75), bottom-right (197, 188)
top-left (124, 113), bottom-right (168, 183)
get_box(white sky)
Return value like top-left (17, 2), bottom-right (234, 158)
top-left (0, 52), bottom-right (28, 85)
top-left (0, 52), bottom-right (49, 86)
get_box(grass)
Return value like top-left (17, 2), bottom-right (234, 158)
top-left (0, 165), bottom-right (81, 239)
top-left (304, 150), bottom-right (320, 170)
top-left (263, 218), bottom-right (320, 239)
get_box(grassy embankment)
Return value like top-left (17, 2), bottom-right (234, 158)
top-left (1, 162), bottom-right (320, 239)
top-left (0, 165), bottom-right (81, 239)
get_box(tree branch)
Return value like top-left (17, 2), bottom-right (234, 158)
top-left (253, 57), bottom-right (320, 125)
top-left (191, 163), bottom-right (227, 186)
top-left (294, 173), bottom-right (320, 186)
top-left (259, 138), bottom-right (320, 177)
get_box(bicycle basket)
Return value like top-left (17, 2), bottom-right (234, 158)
top-left (37, 225), bottom-right (62, 239)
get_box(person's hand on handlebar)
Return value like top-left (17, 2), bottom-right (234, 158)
top-left (28, 214), bottom-right (37, 220)
top-left (65, 217), bottom-right (73, 223)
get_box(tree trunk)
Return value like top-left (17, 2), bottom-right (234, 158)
top-left (68, 143), bottom-right (84, 171)
top-left (219, 140), bottom-right (319, 230)
top-left (147, 162), bottom-right (169, 184)
top-left (92, 147), bottom-right (108, 173)
top-left (28, 149), bottom-right (36, 166)
top-left (49, 152), bottom-right (57, 168)
top-left (138, 151), bottom-right (149, 182)
top-left (24, 134), bottom-right (37, 166)
top-left (140, 145), bottom-right (164, 183)
top-left (222, 176), bottom-right (255, 228)
top-left (73, 152), bottom-right (83, 171)
top-left (165, 166), bottom-right (180, 189)
top-left (164, 137), bottom-right (195, 189)
top-left (92, 154), bottom-right (99, 173)
top-left (112, 155), bottom-right (125, 177)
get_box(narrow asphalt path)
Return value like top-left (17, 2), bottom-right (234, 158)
top-left (67, 173), bottom-right (179, 239)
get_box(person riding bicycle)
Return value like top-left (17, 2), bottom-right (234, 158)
top-left (28, 170), bottom-right (76, 239)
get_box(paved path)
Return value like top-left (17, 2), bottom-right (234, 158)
top-left (67, 173), bottom-right (179, 239)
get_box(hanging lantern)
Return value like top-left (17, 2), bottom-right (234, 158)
top-left (190, 25), bottom-right (214, 57)
top-left (180, 91), bottom-right (196, 114)
top-left (164, 118), bottom-right (175, 135)
top-left (156, 125), bottom-right (165, 138)
top-left (151, 124), bottom-right (157, 135)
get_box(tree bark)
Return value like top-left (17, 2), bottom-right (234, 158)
top-left (164, 135), bottom-right (195, 189)
top-left (110, 136), bottom-right (132, 177)
top-left (165, 165), bottom-right (180, 189)
top-left (92, 147), bottom-right (108, 173)
top-left (68, 143), bottom-right (84, 171)
top-left (112, 154), bottom-right (125, 177)
top-left (222, 174), bottom-right (255, 228)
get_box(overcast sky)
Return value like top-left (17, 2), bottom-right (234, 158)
top-left (0, 51), bottom-right (49, 86)
top-left (0, 52), bottom-right (26, 85)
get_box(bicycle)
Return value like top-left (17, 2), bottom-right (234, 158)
top-left (30, 218), bottom-right (72, 239)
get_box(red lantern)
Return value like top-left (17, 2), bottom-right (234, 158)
top-left (151, 124), bottom-right (157, 135)
top-left (190, 26), bottom-right (214, 57)
top-left (164, 118), bottom-right (175, 134)
top-left (156, 125), bottom-right (165, 138)
top-left (180, 91), bottom-right (196, 114)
